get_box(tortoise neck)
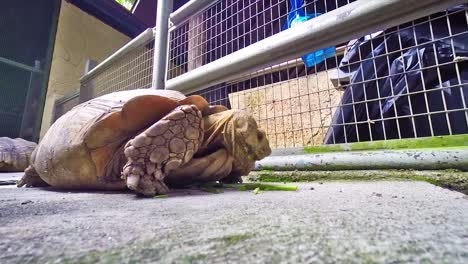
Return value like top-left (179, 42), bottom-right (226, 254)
top-left (201, 110), bottom-right (234, 152)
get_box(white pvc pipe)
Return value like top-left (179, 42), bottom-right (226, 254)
top-left (256, 149), bottom-right (468, 171)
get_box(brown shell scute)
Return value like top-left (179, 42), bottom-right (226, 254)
top-left (0, 137), bottom-right (37, 172)
top-left (23, 89), bottom-right (192, 189)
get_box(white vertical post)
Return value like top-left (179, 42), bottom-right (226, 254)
top-left (152, 0), bottom-right (173, 89)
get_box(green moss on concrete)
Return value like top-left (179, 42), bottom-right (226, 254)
top-left (60, 249), bottom-right (154, 264)
top-left (177, 254), bottom-right (208, 263)
top-left (220, 234), bottom-right (253, 246)
top-left (58, 233), bottom-right (255, 264)
top-left (56, 241), bottom-right (166, 264)
top-left (303, 134), bottom-right (468, 153)
top-left (246, 170), bottom-right (468, 194)
top-left (222, 183), bottom-right (297, 191)
top-left (248, 170), bottom-right (408, 182)
top-left (411, 174), bottom-right (468, 194)
top-left (412, 176), bottom-right (439, 186)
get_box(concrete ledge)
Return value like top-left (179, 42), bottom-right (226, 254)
top-left (246, 169), bottom-right (468, 195)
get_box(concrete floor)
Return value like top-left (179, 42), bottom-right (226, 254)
top-left (0, 173), bottom-right (467, 264)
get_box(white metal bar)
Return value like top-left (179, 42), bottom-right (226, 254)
top-left (165, 0), bottom-right (467, 94)
top-left (226, 46), bottom-right (346, 84)
top-left (170, 0), bottom-right (218, 25)
top-left (0, 57), bottom-right (42, 73)
top-left (55, 91), bottom-right (80, 105)
top-left (152, 0), bottom-right (173, 89)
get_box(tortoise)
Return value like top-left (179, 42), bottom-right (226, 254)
top-left (17, 89), bottom-right (271, 196)
top-left (0, 137), bottom-right (37, 172)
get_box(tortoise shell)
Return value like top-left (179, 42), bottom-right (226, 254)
top-left (32, 89), bottom-right (208, 189)
top-left (0, 137), bottom-right (37, 172)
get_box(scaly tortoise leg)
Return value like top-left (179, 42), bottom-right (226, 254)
top-left (166, 148), bottom-right (235, 186)
top-left (122, 105), bottom-right (203, 196)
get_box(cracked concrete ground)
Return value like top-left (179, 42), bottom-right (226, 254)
top-left (0, 173), bottom-right (467, 263)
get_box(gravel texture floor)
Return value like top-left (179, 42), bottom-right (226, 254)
top-left (0, 178), bottom-right (467, 263)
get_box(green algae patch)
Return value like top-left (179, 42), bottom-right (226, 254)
top-left (59, 245), bottom-right (165, 264)
top-left (411, 174), bottom-right (468, 194)
top-left (177, 254), bottom-right (208, 263)
top-left (223, 183), bottom-right (298, 191)
top-left (221, 234), bottom-right (253, 246)
top-left (246, 170), bottom-right (468, 194)
top-left (303, 134), bottom-right (468, 153)
top-left (200, 182), bottom-right (298, 192)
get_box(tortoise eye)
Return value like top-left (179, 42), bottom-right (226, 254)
top-left (257, 131), bottom-right (264, 141)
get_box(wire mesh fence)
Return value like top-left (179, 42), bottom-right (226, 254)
top-left (80, 38), bottom-right (155, 99)
top-left (168, 0), bottom-right (356, 79)
top-left (0, 0), bottom-right (60, 141)
top-left (72, 0), bottom-right (468, 150)
top-left (0, 62), bottom-right (32, 137)
top-left (189, 60), bottom-right (344, 148)
top-left (180, 2), bottom-right (468, 148)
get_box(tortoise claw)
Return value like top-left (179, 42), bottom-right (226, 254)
top-left (17, 165), bottom-right (49, 188)
top-left (122, 105), bottom-right (204, 196)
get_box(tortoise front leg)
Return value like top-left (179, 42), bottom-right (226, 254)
top-left (122, 105), bottom-right (204, 196)
top-left (17, 165), bottom-right (49, 187)
top-left (166, 148), bottom-right (235, 186)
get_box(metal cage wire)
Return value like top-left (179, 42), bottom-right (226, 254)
top-left (71, 0), bottom-right (468, 150)
top-left (81, 38), bottom-right (155, 98)
top-left (168, 0), bottom-right (356, 79)
top-left (170, 1), bottom-right (468, 148)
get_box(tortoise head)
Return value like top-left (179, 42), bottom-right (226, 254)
top-left (223, 110), bottom-right (272, 162)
